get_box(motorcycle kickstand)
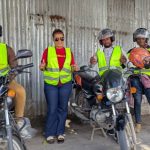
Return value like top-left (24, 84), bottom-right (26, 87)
top-left (90, 127), bottom-right (107, 141)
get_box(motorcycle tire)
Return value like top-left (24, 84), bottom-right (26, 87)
top-left (117, 124), bottom-right (136, 150)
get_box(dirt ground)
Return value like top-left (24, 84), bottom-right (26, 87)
top-left (26, 115), bottom-right (150, 150)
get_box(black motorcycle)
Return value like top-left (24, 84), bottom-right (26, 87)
top-left (0, 49), bottom-right (33, 150)
top-left (70, 66), bottom-right (137, 150)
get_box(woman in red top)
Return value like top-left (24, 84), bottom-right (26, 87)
top-left (40, 29), bottom-right (78, 144)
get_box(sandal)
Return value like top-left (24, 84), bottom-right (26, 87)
top-left (46, 136), bottom-right (55, 144)
top-left (57, 135), bottom-right (65, 144)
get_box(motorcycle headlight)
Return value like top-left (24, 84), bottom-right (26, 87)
top-left (106, 87), bottom-right (123, 103)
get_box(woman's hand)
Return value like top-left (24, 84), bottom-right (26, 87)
top-left (71, 64), bottom-right (79, 72)
top-left (39, 60), bottom-right (46, 71)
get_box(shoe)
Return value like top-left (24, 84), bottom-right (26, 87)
top-left (46, 136), bottom-right (55, 144)
top-left (57, 135), bottom-right (65, 144)
top-left (17, 118), bottom-right (37, 139)
top-left (135, 123), bottom-right (141, 133)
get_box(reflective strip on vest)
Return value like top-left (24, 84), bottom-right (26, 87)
top-left (60, 75), bottom-right (70, 79)
top-left (61, 68), bottom-right (71, 73)
top-left (45, 68), bottom-right (71, 75)
top-left (0, 67), bottom-right (9, 73)
top-left (133, 69), bottom-right (150, 74)
top-left (97, 46), bottom-right (122, 76)
top-left (141, 69), bottom-right (150, 72)
top-left (44, 76), bottom-right (59, 81)
top-left (46, 68), bottom-right (60, 72)
top-left (44, 47), bottom-right (72, 85)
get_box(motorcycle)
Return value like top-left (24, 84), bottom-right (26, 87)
top-left (70, 65), bottom-right (137, 150)
top-left (0, 49), bottom-right (33, 150)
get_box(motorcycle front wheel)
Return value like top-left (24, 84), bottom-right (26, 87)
top-left (117, 123), bottom-right (136, 150)
top-left (12, 135), bottom-right (26, 150)
top-left (0, 135), bottom-right (26, 150)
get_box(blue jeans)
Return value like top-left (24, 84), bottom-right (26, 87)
top-left (130, 76), bottom-right (150, 123)
top-left (44, 81), bottom-right (72, 138)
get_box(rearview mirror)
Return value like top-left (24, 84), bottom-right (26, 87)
top-left (15, 49), bottom-right (32, 59)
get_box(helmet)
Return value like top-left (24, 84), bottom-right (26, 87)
top-left (133, 28), bottom-right (150, 42)
top-left (0, 25), bottom-right (2, 37)
top-left (98, 28), bottom-right (115, 42)
top-left (129, 47), bottom-right (150, 68)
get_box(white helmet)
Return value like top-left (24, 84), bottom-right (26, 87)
top-left (133, 28), bottom-right (150, 42)
top-left (98, 28), bottom-right (115, 42)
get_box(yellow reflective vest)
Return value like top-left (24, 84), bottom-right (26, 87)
top-left (96, 46), bottom-right (122, 76)
top-left (44, 47), bottom-right (72, 85)
top-left (0, 43), bottom-right (9, 76)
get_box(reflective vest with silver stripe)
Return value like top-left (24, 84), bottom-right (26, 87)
top-left (0, 43), bottom-right (9, 76)
top-left (128, 48), bottom-right (150, 76)
top-left (96, 46), bottom-right (122, 76)
top-left (44, 46), bottom-right (72, 85)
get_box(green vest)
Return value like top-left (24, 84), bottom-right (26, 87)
top-left (128, 48), bottom-right (150, 76)
top-left (96, 46), bottom-right (122, 76)
top-left (44, 46), bottom-right (72, 85)
top-left (0, 43), bottom-right (9, 76)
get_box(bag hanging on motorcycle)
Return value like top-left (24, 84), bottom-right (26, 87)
top-left (126, 90), bottom-right (134, 108)
top-left (140, 74), bottom-right (150, 88)
top-left (127, 79), bottom-right (134, 108)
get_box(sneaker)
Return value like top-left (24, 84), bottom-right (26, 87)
top-left (46, 136), bottom-right (55, 144)
top-left (57, 135), bottom-right (65, 144)
top-left (17, 118), bottom-right (37, 139)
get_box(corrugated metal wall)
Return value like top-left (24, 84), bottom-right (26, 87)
top-left (0, 0), bottom-right (149, 117)
top-left (107, 0), bottom-right (135, 50)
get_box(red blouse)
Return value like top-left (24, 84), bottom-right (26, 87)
top-left (41, 47), bottom-right (75, 69)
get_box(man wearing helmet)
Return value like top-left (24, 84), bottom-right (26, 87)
top-left (90, 28), bottom-right (127, 135)
top-left (127, 28), bottom-right (150, 133)
top-left (90, 28), bottom-right (127, 76)
top-left (0, 25), bottom-right (37, 138)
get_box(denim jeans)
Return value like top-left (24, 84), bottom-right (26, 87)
top-left (130, 76), bottom-right (150, 123)
top-left (44, 81), bottom-right (72, 138)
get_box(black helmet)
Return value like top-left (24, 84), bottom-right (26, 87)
top-left (133, 28), bottom-right (150, 42)
top-left (98, 28), bottom-right (115, 42)
top-left (0, 25), bottom-right (2, 37)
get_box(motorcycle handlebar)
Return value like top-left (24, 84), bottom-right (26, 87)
top-left (73, 69), bottom-right (99, 75)
top-left (73, 69), bottom-right (100, 83)
top-left (10, 63), bottom-right (33, 74)
top-left (20, 63), bottom-right (34, 70)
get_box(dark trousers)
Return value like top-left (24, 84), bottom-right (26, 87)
top-left (44, 81), bottom-right (72, 138)
top-left (130, 76), bottom-right (150, 123)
